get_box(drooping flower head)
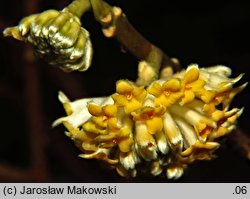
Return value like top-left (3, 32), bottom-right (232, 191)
top-left (53, 64), bottom-right (247, 179)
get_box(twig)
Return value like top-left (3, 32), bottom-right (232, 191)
top-left (64, 0), bottom-right (91, 18)
top-left (23, 47), bottom-right (50, 181)
top-left (22, 0), bottom-right (50, 181)
top-left (89, 0), bottom-right (181, 85)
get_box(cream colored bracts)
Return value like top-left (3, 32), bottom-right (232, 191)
top-left (53, 64), bottom-right (247, 179)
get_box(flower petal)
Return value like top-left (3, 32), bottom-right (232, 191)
top-left (162, 78), bottom-right (181, 91)
top-left (147, 82), bottom-right (162, 97)
top-left (103, 104), bottom-right (117, 117)
top-left (146, 117), bottom-right (163, 134)
top-left (119, 137), bottom-right (134, 152)
top-left (124, 98), bottom-right (141, 113)
top-left (92, 117), bottom-right (107, 129)
top-left (155, 94), bottom-right (168, 106)
top-left (112, 94), bottom-right (128, 106)
top-left (182, 67), bottom-right (200, 84)
top-left (116, 80), bottom-right (133, 94)
top-left (133, 86), bottom-right (147, 101)
top-left (163, 112), bottom-right (183, 151)
top-left (154, 130), bottom-right (168, 154)
top-left (88, 103), bottom-right (102, 116)
top-left (181, 90), bottom-right (195, 105)
top-left (135, 122), bottom-right (158, 161)
top-left (107, 118), bottom-right (119, 131)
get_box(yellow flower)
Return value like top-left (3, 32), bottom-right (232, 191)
top-left (179, 141), bottom-right (220, 163)
top-left (147, 78), bottom-right (183, 107)
top-left (79, 148), bottom-right (119, 165)
top-left (132, 106), bottom-right (165, 134)
top-left (118, 136), bottom-right (134, 153)
top-left (180, 66), bottom-right (214, 105)
top-left (54, 65), bottom-right (246, 180)
top-left (169, 103), bottom-right (217, 141)
top-left (86, 105), bottom-right (134, 153)
top-left (135, 122), bottom-right (158, 161)
top-left (205, 81), bottom-right (247, 112)
top-left (82, 120), bottom-right (107, 135)
top-left (88, 103), bottom-right (119, 131)
top-left (112, 80), bottom-right (147, 113)
top-left (95, 128), bottom-right (134, 153)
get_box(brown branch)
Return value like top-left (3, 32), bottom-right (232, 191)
top-left (22, 0), bottom-right (50, 181)
top-left (0, 163), bottom-right (31, 182)
top-left (90, 0), bottom-right (181, 86)
top-left (23, 47), bottom-right (50, 181)
top-left (0, 0), bottom-right (51, 183)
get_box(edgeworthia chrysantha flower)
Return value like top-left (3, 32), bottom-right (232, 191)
top-left (53, 64), bottom-right (247, 179)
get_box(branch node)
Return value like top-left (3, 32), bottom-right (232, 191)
top-left (102, 26), bottom-right (116, 38)
top-left (100, 13), bottom-right (112, 25)
top-left (113, 6), bottom-right (122, 17)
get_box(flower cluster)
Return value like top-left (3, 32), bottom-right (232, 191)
top-left (3, 9), bottom-right (93, 72)
top-left (53, 64), bottom-right (246, 179)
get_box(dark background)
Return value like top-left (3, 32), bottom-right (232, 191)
top-left (0, 0), bottom-right (249, 182)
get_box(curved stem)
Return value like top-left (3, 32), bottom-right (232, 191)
top-left (90, 0), bottom-right (181, 86)
top-left (64, 0), bottom-right (91, 18)
top-left (90, 0), bottom-right (111, 25)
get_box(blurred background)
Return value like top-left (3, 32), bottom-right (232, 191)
top-left (0, 0), bottom-right (250, 182)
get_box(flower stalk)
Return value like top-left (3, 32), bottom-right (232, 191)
top-left (64, 0), bottom-right (91, 18)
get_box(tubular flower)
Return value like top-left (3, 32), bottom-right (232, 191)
top-left (53, 64), bottom-right (247, 179)
top-left (132, 106), bottom-right (165, 134)
top-left (87, 103), bottom-right (119, 131)
top-left (179, 67), bottom-right (214, 105)
top-left (147, 78), bottom-right (183, 107)
top-left (112, 80), bottom-right (147, 113)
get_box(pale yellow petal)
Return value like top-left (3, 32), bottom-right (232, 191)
top-left (200, 90), bottom-right (215, 103)
top-left (124, 99), bottom-right (141, 113)
top-left (82, 121), bottom-right (106, 134)
top-left (146, 117), bottom-right (163, 134)
top-left (155, 94), bottom-right (168, 106)
top-left (103, 104), bottom-right (117, 117)
top-left (119, 137), bottom-right (134, 152)
top-left (133, 86), bottom-right (147, 101)
top-left (92, 116), bottom-right (107, 129)
top-left (107, 118), bottom-right (119, 131)
top-left (147, 82), bottom-right (163, 97)
top-left (162, 78), bottom-right (181, 91)
top-left (88, 103), bottom-right (102, 116)
top-left (181, 90), bottom-right (195, 105)
top-left (189, 79), bottom-right (205, 89)
top-left (183, 67), bottom-right (200, 84)
top-left (112, 94), bottom-right (128, 106)
top-left (116, 80), bottom-right (133, 94)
